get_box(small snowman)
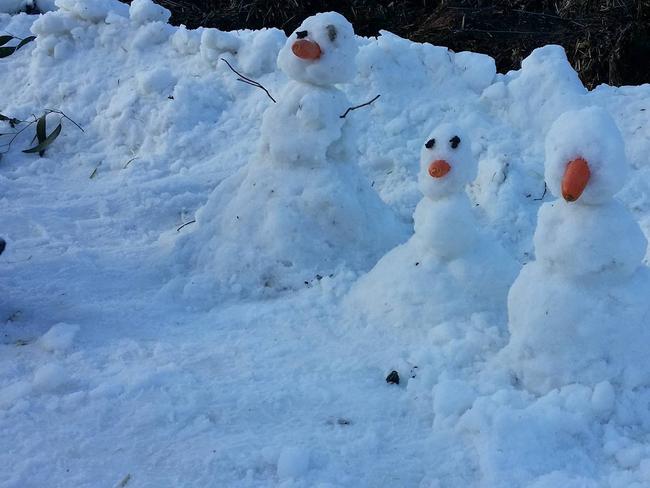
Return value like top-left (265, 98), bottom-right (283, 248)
top-left (176, 12), bottom-right (406, 299)
top-left (345, 123), bottom-right (518, 329)
top-left (504, 106), bottom-right (650, 394)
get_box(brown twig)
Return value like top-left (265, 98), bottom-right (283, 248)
top-left (340, 94), bottom-right (381, 119)
top-left (220, 58), bottom-right (276, 103)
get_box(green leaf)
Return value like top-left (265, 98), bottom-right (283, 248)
top-left (22, 123), bottom-right (61, 154)
top-left (16, 36), bottom-right (36, 50)
top-left (0, 47), bottom-right (16, 58)
top-left (36, 114), bottom-right (46, 156)
top-left (0, 36), bottom-right (13, 47)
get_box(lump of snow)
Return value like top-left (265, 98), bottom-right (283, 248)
top-left (591, 381), bottom-right (615, 417)
top-left (37, 322), bottom-right (80, 353)
top-left (277, 446), bottom-right (310, 479)
top-left (200, 28), bottom-right (240, 64)
top-left (55, 0), bottom-right (128, 23)
top-left (129, 0), bottom-right (170, 26)
top-left (237, 28), bottom-right (285, 77)
top-left (33, 363), bottom-right (68, 392)
top-left (31, 9), bottom-right (77, 36)
top-left (433, 378), bottom-right (476, 418)
top-left (453, 51), bottom-right (496, 93)
top-left (481, 45), bottom-right (587, 165)
top-left (137, 67), bottom-right (176, 95)
top-left (171, 24), bottom-right (201, 55)
top-left (0, 381), bottom-right (32, 409)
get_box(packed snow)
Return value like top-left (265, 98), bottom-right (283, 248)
top-left (2, 1), bottom-right (650, 487)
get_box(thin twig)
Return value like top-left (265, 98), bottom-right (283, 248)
top-left (0, 115), bottom-right (38, 154)
top-left (340, 94), bottom-right (381, 119)
top-left (177, 220), bottom-right (196, 232)
top-left (44, 109), bottom-right (85, 132)
top-left (123, 156), bottom-right (139, 169)
top-left (220, 58), bottom-right (276, 103)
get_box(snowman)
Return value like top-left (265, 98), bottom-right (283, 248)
top-left (345, 123), bottom-right (518, 330)
top-left (504, 106), bottom-right (650, 394)
top-left (176, 12), bottom-right (406, 299)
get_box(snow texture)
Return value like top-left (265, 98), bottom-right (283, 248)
top-left (2, 1), bottom-right (650, 486)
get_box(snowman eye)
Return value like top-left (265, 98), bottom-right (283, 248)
top-left (450, 136), bottom-right (461, 149)
top-left (326, 25), bottom-right (337, 42)
top-left (296, 30), bottom-right (308, 39)
top-left (425, 138), bottom-right (435, 149)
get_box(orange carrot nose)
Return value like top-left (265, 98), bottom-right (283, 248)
top-left (428, 160), bottom-right (451, 178)
top-left (292, 40), bottom-right (322, 60)
top-left (561, 157), bottom-right (591, 202)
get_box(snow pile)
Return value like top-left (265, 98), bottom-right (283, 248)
top-left (345, 123), bottom-right (517, 329)
top-left (503, 106), bottom-right (650, 394)
top-left (174, 12), bottom-right (407, 300)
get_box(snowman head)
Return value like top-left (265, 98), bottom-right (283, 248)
top-left (418, 123), bottom-right (476, 200)
top-left (277, 12), bottom-right (358, 86)
top-left (545, 106), bottom-right (628, 205)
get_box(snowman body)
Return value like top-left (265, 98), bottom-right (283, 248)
top-left (345, 124), bottom-right (518, 328)
top-left (178, 12), bottom-right (406, 298)
top-left (506, 106), bottom-right (650, 393)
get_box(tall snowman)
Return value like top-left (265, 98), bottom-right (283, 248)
top-left (504, 106), bottom-right (650, 394)
top-left (345, 123), bottom-right (518, 329)
top-left (177, 12), bottom-right (406, 299)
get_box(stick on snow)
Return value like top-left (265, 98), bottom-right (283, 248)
top-left (220, 58), bottom-right (277, 104)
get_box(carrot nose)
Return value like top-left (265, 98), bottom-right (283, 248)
top-left (561, 157), bottom-right (591, 202)
top-left (428, 160), bottom-right (451, 178)
top-left (292, 40), bottom-right (321, 60)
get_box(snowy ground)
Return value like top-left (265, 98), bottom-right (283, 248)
top-left (2, 1), bottom-right (650, 487)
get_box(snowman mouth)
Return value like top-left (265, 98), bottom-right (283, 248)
top-left (292, 40), bottom-right (322, 60)
top-left (428, 160), bottom-right (451, 178)
top-left (561, 157), bottom-right (590, 202)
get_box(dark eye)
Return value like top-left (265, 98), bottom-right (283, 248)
top-left (326, 25), bottom-right (337, 42)
top-left (450, 136), bottom-right (460, 149)
top-left (425, 138), bottom-right (435, 149)
top-left (296, 30), bottom-right (308, 39)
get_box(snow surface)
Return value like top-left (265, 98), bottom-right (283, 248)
top-left (2, 1), bottom-right (650, 487)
